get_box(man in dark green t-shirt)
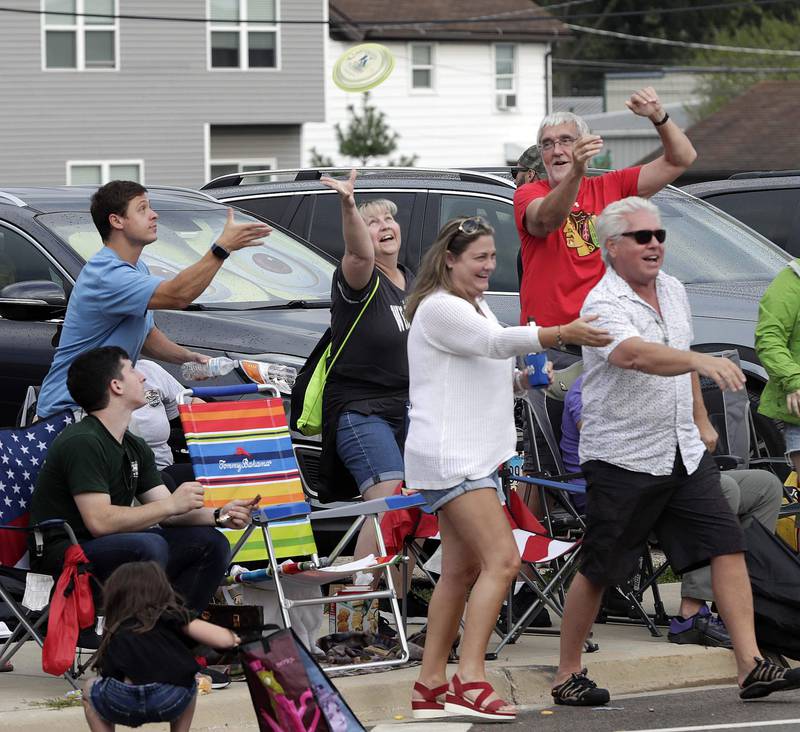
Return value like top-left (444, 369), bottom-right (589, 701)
top-left (30, 346), bottom-right (259, 613)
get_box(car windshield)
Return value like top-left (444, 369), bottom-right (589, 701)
top-left (654, 190), bottom-right (789, 284)
top-left (38, 208), bottom-right (335, 306)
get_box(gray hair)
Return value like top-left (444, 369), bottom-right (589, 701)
top-left (357, 198), bottom-right (397, 222)
top-left (596, 197), bottom-right (661, 268)
top-left (537, 112), bottom-right (590, 145)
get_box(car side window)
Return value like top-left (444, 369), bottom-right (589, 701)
top-left (705, 189), bottom-right (800, 253)
top-left (0, 225), bottom-right (67, 294)
top-left (231, 195), bottom-right (294, 227)
top-left (439, 194), bottom-right (518, 293)
top-left (309, 192), bottom-right (416, 263)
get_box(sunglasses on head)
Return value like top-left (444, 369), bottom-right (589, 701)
top-left (619, 229), bottom-right (666, 244)
top-left (457, 216), bottom-right (493, 236)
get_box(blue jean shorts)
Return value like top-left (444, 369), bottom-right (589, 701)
top-left (784, 424), bottom-right (800, 464)
top-left (336, 411), bottom-right (406, 494)
top-left (89, 676), bottom-right (196, 727)
top-left (416, 470), bottom-right (504, 513)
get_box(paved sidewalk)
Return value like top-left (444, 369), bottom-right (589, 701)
top-left (0, 584), bottom-right (741, 730)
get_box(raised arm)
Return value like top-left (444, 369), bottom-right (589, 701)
top-left (148, 208), bottom-right (271, 310)
top-left (631, 87), bottom-right (697, 198)
top-left (524, 134), bottom-right (604, 236)
top-left (320, 169), bottom-right (374, 291)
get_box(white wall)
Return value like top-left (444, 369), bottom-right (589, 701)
top-left (302, 39), bottom-right (550, 168)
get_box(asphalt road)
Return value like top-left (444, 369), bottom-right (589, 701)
top-left (470, 685), bottom-right (800, 731)
top-left (371, 685), bottom-right (800, 732)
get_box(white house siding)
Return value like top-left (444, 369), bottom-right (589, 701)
top-left (209, 125), bottom-right (302, 170)
top-left (0, 0), bottom-right (324, 187)
top-left (302, 39), bottom-right (549, 168)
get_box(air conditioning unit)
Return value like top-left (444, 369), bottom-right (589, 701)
top-left (496, 93), bottom-right (517, 111)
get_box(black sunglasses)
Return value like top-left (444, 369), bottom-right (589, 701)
top-left (510, 167), bottom-right (529, 177)
top-left (620, 229), bottom-right (666, 244)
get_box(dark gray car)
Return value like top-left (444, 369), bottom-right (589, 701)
top-left (683, 172), bottom-right (800, 257)
top-left (0, 185), bottom-right (336, 516)
top-left (205, 167), bottom-right (792, 457)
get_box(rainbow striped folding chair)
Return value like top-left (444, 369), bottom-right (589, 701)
top-left (178, 383), bottom-right (425, 673)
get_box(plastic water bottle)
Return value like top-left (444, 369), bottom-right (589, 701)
top-left (524, 352), bottom-right (549, 388)
top-left (180, 356), bottom-right (238, 381)
top-left (239, 359), bottom-right (297, 393)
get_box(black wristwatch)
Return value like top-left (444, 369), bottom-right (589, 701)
top-left (210, 242), bottom-right (230, 260)
top-left (213, 507), bottom-right (224, 527)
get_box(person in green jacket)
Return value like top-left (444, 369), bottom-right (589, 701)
top-left (754, 260), bottom-right (800, 473)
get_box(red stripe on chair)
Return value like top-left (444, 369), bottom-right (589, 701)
top-left (0, 514), bottom-right (29, 567)
top-left (513, 529), bottom-right (577, 563)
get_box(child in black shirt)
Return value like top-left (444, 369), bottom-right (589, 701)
top-left (83, 561), bottom-right (239, 732)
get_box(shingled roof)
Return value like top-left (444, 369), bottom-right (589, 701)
top-left (329, 0), bottom-right (570, 43)
top-left (641, 80), bottom-right (800, 183)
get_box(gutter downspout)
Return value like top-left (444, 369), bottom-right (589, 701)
top-left (544, 44), bottom-right (552, 115)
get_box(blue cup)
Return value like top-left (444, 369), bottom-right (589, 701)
top-left (524, 352), bottom-right (549, 388)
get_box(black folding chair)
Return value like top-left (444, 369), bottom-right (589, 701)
top-left (517, 378), bottom-right (671, 637)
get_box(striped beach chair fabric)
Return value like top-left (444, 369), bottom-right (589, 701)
top-left (178, 389), bottom-right (315, 562)
top-left (178, 383), bottom-right (425, 673)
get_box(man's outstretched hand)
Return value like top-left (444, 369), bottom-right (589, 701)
top-left (625, 86), bottom-right (665, 123)
top-left (216, 208), bottom-right (272, 253)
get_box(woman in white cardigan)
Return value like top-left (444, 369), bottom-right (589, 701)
top-left (405, 217), bottom-right (611, 722)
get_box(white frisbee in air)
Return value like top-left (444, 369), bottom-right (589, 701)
top-left (332, 43), bottom-right (395, 93)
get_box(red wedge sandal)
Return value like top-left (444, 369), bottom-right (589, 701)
top-left (444, 673), bottom-right (516, 721)
top-left (411, 680), bottom-right (451, 719)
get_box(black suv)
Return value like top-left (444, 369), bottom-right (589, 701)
top-left (0, 185), bottom-right (338, 512)
top-left (204, 166), bottom-right (794, 457)
top-left (683, 172), bottom-right (800, 257)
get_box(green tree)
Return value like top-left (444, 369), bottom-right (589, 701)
top-left (309, 147), bottom-right (335, 167)
top-left (689, 11), bottom-right (800, 120)
top-left (334, 92), bottom-right (417, 166)
top-left (534, 0), bottom-right (798, 96)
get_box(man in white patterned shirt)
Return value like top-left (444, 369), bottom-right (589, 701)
top-left (550, 197), bottom-right (800, 707)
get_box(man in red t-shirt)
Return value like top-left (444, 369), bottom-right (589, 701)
top-left (514, 87), bottom-right (697, 326)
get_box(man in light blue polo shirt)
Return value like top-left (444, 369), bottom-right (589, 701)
top-left (37, 180), bottom-right (270, 418)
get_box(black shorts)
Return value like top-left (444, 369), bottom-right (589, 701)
top-left (579, 450), bottom-right (745, 587)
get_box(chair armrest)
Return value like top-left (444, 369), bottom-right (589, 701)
top-left (253, 501), bottom-right (311, 522)
top-left (0, 518), bottom-right (79, 546)
top-left (513, 475), bottom-right (586, 495)
top-left (714, 454), bottom-right (745, 471)
top-left (779, 503), bottom-right (800, 518)
top-left (310, 493), bottom-right (425, 521)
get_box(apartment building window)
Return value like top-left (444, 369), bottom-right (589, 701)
top-left (43, 0), bottom-right (118, 70)
top-left (209, 160), bottom-right (276, 184)
top-left (67, 160), bottom-right (143, 185)
top-left (209, 0), bottom-right (278, 69)
top-left (410, 43), bottom-right (434, 90)
top-left (494, 43), bottom-right (517, 111)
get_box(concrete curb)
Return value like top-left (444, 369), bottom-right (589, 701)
top-left (0, 636), bottom-right (738, 730)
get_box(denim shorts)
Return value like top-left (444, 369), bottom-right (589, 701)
top-left (336, 411), bottom-right (406, 494)
top-left (416, 470), bottom-right (504, 513)
top-left (89, 676), bottom-right (196, 727)
top-left (785, 424), bottom-right (800, 464)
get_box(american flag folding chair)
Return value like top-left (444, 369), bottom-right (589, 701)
top-left (177, 383), bottom-right (426, 673)
top-left (0, 410), bottom-right (91, 689)
top-left (379, 465), bottom-right (587, 658)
